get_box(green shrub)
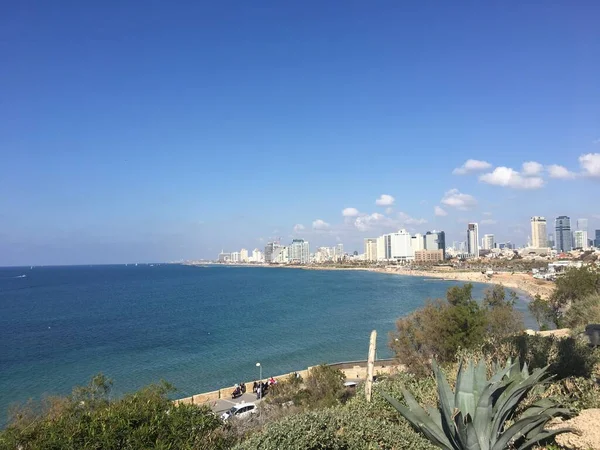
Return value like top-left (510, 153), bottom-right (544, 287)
top-left (233, 407), bottom-right (436, 450)
top-left (549, 266), bottom-right (600, 327)
top-left (0, 376), bottom-right (233, 450)
top-left (500, 334), bottom-right (599, 379)
top-left (563, 293), bottom-right (600, 329)
top-left (390, 284), bottom-right (523, 375)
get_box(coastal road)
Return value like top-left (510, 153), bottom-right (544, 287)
top-left (210, 392), bottom-right (263, 415)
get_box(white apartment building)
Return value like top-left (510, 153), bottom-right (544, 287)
top-left (411, 233), bottom-right (425, 252)
top-left (240, 248), bottom-right (249, 263)
top-left (289, 239), bottom-right (310, 264)
top-left (230, 251), bottom-right (241, 263)
top-left (482, 234), bottom-right (495, 250)
top-left (376, 236), bottom-right (385, 261)
top-left (251, 249), bottom-right (263, 263)
top-left (573, 230), bottom-right (588, 250)
top-left (467, 223), bottom-right (479, 257)
top-left (364, 238), bottom-right (378, 262)
top-left (530, 217), bottom-right (547, 248)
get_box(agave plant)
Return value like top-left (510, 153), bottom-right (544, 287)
top-left (382, 358), bottom-right (573, 450)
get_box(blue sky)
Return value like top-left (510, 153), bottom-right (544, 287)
top-left (1, 1), bottom-right (599, 265)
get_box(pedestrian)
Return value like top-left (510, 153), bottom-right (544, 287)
top-left (252, 381), bottom-right (258, 393)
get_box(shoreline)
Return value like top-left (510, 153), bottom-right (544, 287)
top-left (185, 263), bottom-right (555, 300)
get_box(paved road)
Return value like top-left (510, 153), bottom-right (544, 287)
top-left (210, 392), bottom-right (265, 415)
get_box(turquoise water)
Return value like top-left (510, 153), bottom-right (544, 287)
top-left (0, 264), bottom-right (534, 424)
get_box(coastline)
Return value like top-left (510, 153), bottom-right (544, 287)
top-left (186, 263), bottom-right (555, 300)
top-left (373, 268), bottom-right (554, 300)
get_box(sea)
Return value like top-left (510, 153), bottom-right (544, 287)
top-left (0, 264), bottom-right (535, 425)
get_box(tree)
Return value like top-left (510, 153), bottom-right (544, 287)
top-left (390, 285), bottom-right (487, 375)
top-left (482, 285), bottom-right (524, 351)
top-left (303, 364), bottom-right (347, 408)
top-left (528, 294), bottom-right (554, 330)
top-left (390, 284), bottom-right (525, 375)
top-left (549, 266), bottom-right (600, 327)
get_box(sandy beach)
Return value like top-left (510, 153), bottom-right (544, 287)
top-left (298, 265), bottom-right (555, 299)
top-left (374, 267), bottom-right (555, 299)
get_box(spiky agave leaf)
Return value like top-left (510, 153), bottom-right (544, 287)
top-left (489, 366), bottom-right (550, 447)
top-left (384, 357), bottom-right (573, 450)
top-left (381, 391), bottom-right (453, 449)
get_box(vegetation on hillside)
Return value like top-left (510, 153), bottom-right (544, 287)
top-left (389, 284), bottom-right (523, 375)
top-left (547, 266), bottom-right (600, 328)
top-left (384, 358), bottom-right (572, 450)
top-left (2, 277), bottom-right (599, 450)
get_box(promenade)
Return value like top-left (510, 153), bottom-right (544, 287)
top-left (176, 359), bottom-right (399, 411)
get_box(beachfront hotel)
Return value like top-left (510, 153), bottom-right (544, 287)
top-left (530, 216), bottom-right (547, 249)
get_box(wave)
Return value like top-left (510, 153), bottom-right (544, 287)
top-left (1, 274), bottom-right (27, 279)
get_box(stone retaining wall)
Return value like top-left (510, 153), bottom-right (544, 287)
top-left (174, 359), bottom-right (399, 406)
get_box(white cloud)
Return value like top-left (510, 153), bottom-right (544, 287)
top-left (375, 194), bottom-right (395, 206)
top-left (397, 212), bottom-right (427, 225)
top-left (312, 219), bottom-right (330, 230)
top-left (385, 207), bottom-right (394, 214)
top-left (293, 224), bottom-right (305, 233)
top-left (481, 219), bottom-right (497, 225)
top-left (354, 213), bottom-right (387, 232)
top-left (522, 161), bottom-right (543, 176)
top-left (441, 189), bottom-right (477, 210)
top-left (547, 164), bottom-right (576, 179)
top-left (434, 206), bottom-right (448, 216)
top-left (342, 207), bottom-right (359, 217)
top-left (452, 159), bottom-right (492, 175)
top-left (579, 153), bottom-right (600, 177)
top-left (479, 167), bottom-right (544, 189)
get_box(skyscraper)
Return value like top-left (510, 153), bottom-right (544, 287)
top-left (424, 231), bottom-right (446, 259)
top-left (530, 216), bottom-right (547, 248)
top-left (595, 230), bottom-right (600, 248)
top-left (482, 234), bottom-right (495, 250)
top-left (573, 231), bottom-right (587, 250)
top-left (467, 223), bottom-right (479, 257)
top-left (576, 218), bottom-right (588, 251)
top-left (364, 238), bottom-right (378, 261)
top-left (555, 216), bottom-right (572, 252)
top-left (288, 239), bottom-right (310, 263)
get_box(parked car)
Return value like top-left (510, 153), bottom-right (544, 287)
top-left (220, 402), bottom-right (257, 421)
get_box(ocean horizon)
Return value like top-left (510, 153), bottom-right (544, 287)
top-left (0, 264), bottom-right (535, 426)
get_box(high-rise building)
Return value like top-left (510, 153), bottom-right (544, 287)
top-left (231, 251), bottom-right (240, 263)
top-left (555, 216), bottom-right (572, 252)
top-left (547, 234), bottom-right (555, 249)
top-left (288, 239), bottom-right (310, 264)
top-left (364, 238), bottom-right (378, 262)
top-left (595, 230), bottom-right (600, 248)
top-left (411, 233), bottom-right (425, 252)
top-left (334, 243), bottom-right (344, 261)
top-left (391, 229), bottom-right (414, 261)
top-left (575, 219), bottom-right (588, 251)
top-left (482, 234), bottom-right (495, 250)
top-left (376, 236), bottom-right (385, 261)
top-left (424, 231), bottom-right (446, 259)
top-left (467, 223), bottom-right (479, 257)
top-left (251, 248), bottom-right (263, 263)
top-left (573, 230), bottom-right (587, 250)
top-left (530, 217), bottom-right (547, 248)
top-left (240, 248), bottom-right (249, 262)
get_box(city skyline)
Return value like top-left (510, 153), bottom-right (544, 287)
top-left (1, 2), bottom-right (600, 266)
